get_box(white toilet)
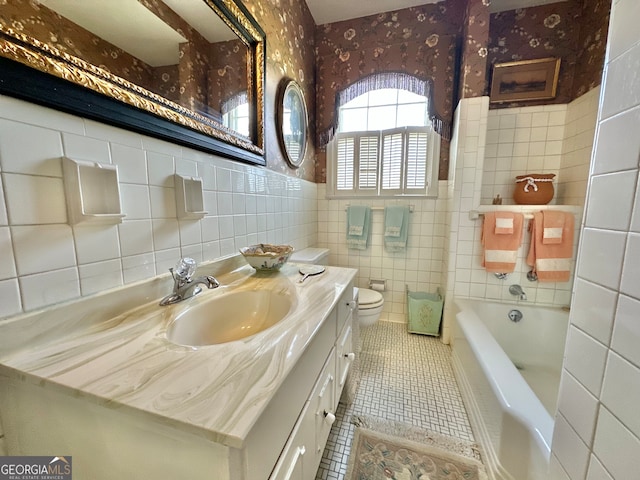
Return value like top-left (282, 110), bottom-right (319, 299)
top-left (356, 287), bottom-right (384, 327)
top-left (290, 247), bottom-right (384, 327)
top-left (289, 247), bottom-right (330, 266)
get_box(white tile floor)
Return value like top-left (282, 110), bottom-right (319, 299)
top-left (315, 321), bottom-right (475, 480)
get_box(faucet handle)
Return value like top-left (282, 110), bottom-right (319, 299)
top-left (173, 257), bottom-right (197, 281)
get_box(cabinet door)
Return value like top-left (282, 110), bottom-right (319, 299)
top-left (335, 318), bottom-right (354, 407)
top-left (309, 349), bottom-right (337, 475)
top-left (270, 401), bottom-right (313, 480)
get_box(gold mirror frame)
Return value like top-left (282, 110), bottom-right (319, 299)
top-left (0, 0), bottom-right (266, 165)
top-left (277, 79), bottom-right (308, 169)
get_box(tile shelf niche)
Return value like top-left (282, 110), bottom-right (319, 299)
top-left (62, 156), bottom-right (125, 225)
top-left (175, 174), bottom-right (207, 220)
top-left (469, 204), bottom-right (583, 221)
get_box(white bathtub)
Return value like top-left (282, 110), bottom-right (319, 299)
top-left (451, 298), bottom-right (569, 480)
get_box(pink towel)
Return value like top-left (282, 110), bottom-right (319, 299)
top-left (542, 210), bottom-right (565, 244)
top-left (527, 211), bottom-right (574, 282)
top-left (495, 211), bottom-right (515, 234)
top-left (482, 212), bottom-right (524, 273)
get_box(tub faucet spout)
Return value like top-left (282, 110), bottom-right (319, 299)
top-left (509, 284), bottom-right (527, 301)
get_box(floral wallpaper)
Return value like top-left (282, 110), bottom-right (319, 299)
top-left (242, 0), bottom-right (318, 181)
top-left (487, 0), bottom-right (607, 108)
top-left (573, 0), bottom-right (609, 98)
top-left (314, 1), bottom-right (466, 182)
top-left (458, 0), bottom-right (490, 99)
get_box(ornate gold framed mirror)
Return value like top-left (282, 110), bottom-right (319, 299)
top-left (277, 79), bottom-right (308, 168)
top-left (0, 0), bottom-right (266, 165)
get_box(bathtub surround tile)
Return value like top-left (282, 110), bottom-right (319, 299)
top-left (3, 173), bottom-right (67, 225)
top-left (585, 171), bottom-right (637, 230)
top-left (592, 106), bottom-right (640, 175)
top-left (620, 233), bottom-right (640, 300)
top-left (601, 351), bottom-right (640, 439)
top-left (557, 371), bottom-right (599, 445)
top-left (18, 267), bottom-right (80, 312)
top-left (552, 414), bottom-right (590, 480)
top-left (570, 279), bottom-right (617, 345)
top-left (586, 456), bottom-right (614, 480)
top-left (11, 225), bottom-right (76, 276)
top-left (549, 455), bottom-right (572, 480)
top-left (576, 228), bottom-right (626, 290)
top-left (593, 406), bottom-right (640, 480)
top-left (611, 295), bottom-right (640, 367)
top-left (563, 326), bottom-right (608, 396)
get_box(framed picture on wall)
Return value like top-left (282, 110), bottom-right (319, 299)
top-left (490, 57), bottom-right (561, 103)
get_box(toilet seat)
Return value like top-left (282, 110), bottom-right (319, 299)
top-left (359, 288), bottom-right (384, 310)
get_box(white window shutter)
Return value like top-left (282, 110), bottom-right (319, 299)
top-left (335, 135), bottom-right (355, 190)
top-left (357, 135), bottom-right (380, 192)
top-left (381, 129), bottom-right (404, 193)
top-left (405, 129), bottom-right (428, 191)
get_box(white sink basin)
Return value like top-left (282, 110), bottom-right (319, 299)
top-left (166, 289), bottom-right (293, 346)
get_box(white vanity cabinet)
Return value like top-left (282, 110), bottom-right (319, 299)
top-left (0, 262), bottom-right (357, 480)
top-left (269, 285), bottom-right (355, 480)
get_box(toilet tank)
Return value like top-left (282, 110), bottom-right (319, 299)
top-left (289, 247), bottom-right (329, 265)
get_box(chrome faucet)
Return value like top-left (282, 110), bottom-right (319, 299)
top-left (160, 257), bottom-right (220, 306)
top-left (509, 284), bottom-right (527, 301)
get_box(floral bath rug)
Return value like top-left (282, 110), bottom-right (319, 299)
top-left (346, 426), bottom-right (488, 480)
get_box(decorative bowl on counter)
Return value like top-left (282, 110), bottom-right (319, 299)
top-left (239, 244), bottom-right (294, 271)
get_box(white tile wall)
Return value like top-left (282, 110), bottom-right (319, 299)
top-left (0, 95), bottom-right (318, 316)
top-left (551, 0), bottom-right (640, 477)
top-left (316, 184), bottom-right (447, 324)
top-left (482, 88), bottom-right (599, 208)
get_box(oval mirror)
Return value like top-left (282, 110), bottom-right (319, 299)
top-left (277, 79), bottom-right (308, 168)
top-left (0, 0), bottom-right (266, 165)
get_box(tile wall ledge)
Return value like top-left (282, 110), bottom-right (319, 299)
top-left (469, 204), bottom-right (584, 220)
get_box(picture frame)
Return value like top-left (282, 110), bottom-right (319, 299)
top-left (490, 57), bottom-right (561, 103)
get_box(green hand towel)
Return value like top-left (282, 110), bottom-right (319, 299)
top-left (347, 205), bottom-right (371, 250)
top-left (384, 206), bottom-right (410, 252)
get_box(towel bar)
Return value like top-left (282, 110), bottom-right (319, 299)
top-left (345, 205), bottom-right (414, 213)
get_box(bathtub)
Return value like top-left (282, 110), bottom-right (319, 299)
top-left (451, 298), bottom-right (569, 480)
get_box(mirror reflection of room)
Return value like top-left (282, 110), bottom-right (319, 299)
top-left (3, 0), bottom-right (250, 136)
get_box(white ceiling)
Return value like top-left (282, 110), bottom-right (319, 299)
top-left (306, 0), bottom-right (567, 25)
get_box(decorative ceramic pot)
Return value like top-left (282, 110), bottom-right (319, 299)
top-left (513, 174), bottom-right (556, 205)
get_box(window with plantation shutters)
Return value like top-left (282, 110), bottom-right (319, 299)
top-left (327, 88), bottom-right (440, 198)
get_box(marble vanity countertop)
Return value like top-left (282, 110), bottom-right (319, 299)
top-left (0, 259), bottom-right (357, 449)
